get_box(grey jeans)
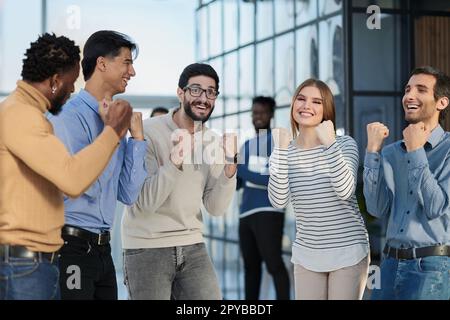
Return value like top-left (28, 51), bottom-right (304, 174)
top-left (123, 243), bottom-right (222, 300)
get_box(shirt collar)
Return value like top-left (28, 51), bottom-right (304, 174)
top-left (427, 125), bottom-right (445, 148)
top-left (400, 125), bottom-right (445, 150)
top-left (78, 89), bottom-right (100, 115)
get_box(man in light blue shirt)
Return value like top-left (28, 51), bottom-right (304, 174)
top-left (364, 66), bottom-right (450, 300)
top-left (49, 30), bottom-right (147, 300)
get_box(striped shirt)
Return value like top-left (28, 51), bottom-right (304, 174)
top-left (268, 135), bottom-right (369, 272)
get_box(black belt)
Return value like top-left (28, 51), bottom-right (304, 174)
top-left (62, 225), bottom-right (110, 246)
top-left (384, 244), bottom-right (450, 260)
top-left (0, 245), bottom-right (58, 263)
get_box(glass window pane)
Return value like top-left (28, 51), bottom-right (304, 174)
top-left (213, 97), bottom-right (225, 117)
top-left (319, 0), bottom-right (342, 16)
top-left (352, 13), bottom-right (402, 92)
top-left (198, 7), bottom-right (209, 60)
top-left (274, 107), bottom-right (291, 129)
top-left (239, 0), bottom-right (254, 45)
top-left (207, 117), bottom-right (224, 134)
top-left (318, 15), bottom-right (345, 129)
top-left (224, 114), bottom-right (239, 130)
top-left (224, 0), bottom-right (238, 52)
top-left (296, 25), bottom-right (319, 85)
top-left (238, 111), bottom-right (254, 145)
top-left (353, 96), bottom-right (403, 160)
top-left (239, 97), bottom-right (253, 113)
top-left (224, 52), bottom-right (238, 98)
top-left (256, 0), bottom-right (273, 40)
top-left (224, 98), bottom-right (239, 115)
top-left (239, 46), bottom-right (254, 100)
top-left (0, 0), bottom-right (42, 92)
top-left (209, 57), bottom-right (223, 85)
top-left (208, 0), bottom-right (223, 56)
top-left (256, 40), bottom-right (274, 96)
top-left (275, 32), bottom-right (295, 107)
top-left (296, 0), bottom-right (318, 26)
top-left (275, 0), bottom-right (294, 34)
top-left (209, 57), bottom-right (223, 116)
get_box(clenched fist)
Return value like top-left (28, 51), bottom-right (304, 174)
top-left (272, 128), bottom-right (291, 149)
top-left (100, 98), bottom-right (133, 139)
top-left (315, 120), bottom-right (336, 147)
top-left (366, 122), bottom-right (389, 153)
top-left (403, 122), bottom-right (430, 152)
top-left (129, 112), bottom-right (144, 141)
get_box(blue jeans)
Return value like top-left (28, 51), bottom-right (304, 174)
top-left (123, 243), bottom-right (222, 300)
top-left (0, 257), bottom-right (60, 300)
top-left (371, 256), bottom-right (450, 300)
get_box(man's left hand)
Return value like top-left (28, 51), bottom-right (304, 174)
top-left (403, 122), bottom-right (431, 152)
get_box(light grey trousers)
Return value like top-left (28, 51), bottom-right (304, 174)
top-left (123, 243), bottom-right (222, 300)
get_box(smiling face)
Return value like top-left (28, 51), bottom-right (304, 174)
top-left (103, 47), bottom-right (136, 95)
top-left (402, 73), bottom-right (440, 127)
top-left (292, 86), bottom-right (325, 129)
top-left (252, 102), bottom-right (273, 131)
top-left (290, 79), bottom-right (336, 137)
top-left (178, 75), bottom-right (217, 123)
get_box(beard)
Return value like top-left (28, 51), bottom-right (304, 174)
top-left (183, 98), bottom-right (214, 123)
top-left (49, 92), bottom-right (69, 115)
top-left (404, 103), bottom-right (435, 125)
top-left (253, 120), bottom-right (270, 131)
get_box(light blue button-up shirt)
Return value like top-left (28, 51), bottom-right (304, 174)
top-left (363, 125), bottom-right (450, 249)
top-left (49, 89), bottom-right (147, 233)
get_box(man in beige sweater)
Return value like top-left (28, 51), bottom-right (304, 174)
top-left (0, 33), bottom-right (132, 300)
top-left (122, 63), bottom-right (237, 300)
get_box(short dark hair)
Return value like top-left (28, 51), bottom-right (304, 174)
top-left (82, 30), bottom-right (138, 81)
top-left (21, 33), bottom-right (80, 82)
top-left (410, 66), bottom-right (450, 121)
top-left (150, 107), bottom-right (169, 117)
top-left (178, 63), bottom-right (219, 91)
top-left (252, 96), bottom-right (276, 115)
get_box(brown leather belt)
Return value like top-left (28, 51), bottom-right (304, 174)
top-left (0, 245), bottom-right (58, 263)
top-left (384, 244), bottom-right (450, 260)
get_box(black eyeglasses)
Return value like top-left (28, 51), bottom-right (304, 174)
top-left (183, 85), bottom-right (219, 100)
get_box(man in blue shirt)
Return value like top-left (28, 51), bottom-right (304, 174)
top-left (49, 30), bottom-right (147, 300)
top-left (237, 96), bottom-right (290, 300)
top-left (364, 66), bottom-right (450, 300)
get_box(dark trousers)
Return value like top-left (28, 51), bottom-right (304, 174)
top-left (58, 234), bottom-right (117, 300)
top-left (239, 211), bottom-right (290, 300)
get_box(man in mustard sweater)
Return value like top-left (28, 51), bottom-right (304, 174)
top-left (0, 33), bottom-right (132, 300)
